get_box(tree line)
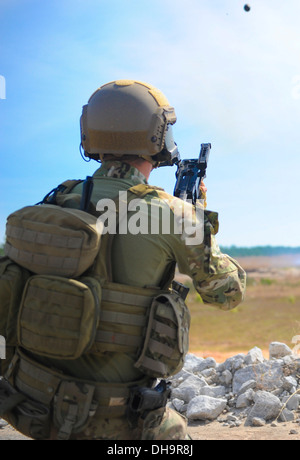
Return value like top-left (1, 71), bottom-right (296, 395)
top-left (1, 243), bottom-right (300, 259)
top-left (220, 245), bottom-right (300, 257)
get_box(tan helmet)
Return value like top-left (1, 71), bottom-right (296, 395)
top-left (80, 80), bottom-right (179, 166)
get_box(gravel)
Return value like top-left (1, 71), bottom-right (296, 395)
top-left (168, 342), bottom-right (300, 427)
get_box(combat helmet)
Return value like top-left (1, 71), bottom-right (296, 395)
top-left (80, 80), bottom-right (179, 167)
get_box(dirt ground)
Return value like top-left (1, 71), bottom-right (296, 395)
top-left (188, 420), bottom-right (300, 441)
top-left (0, 419), bottom-right (300, 441)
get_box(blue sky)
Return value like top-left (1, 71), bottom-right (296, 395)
top-left (1, 0), bottom-right (300, 247)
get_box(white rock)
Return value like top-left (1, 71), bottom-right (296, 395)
top-left (282, 355), bottom-right (296, 365)
top-left (236, 393), bottom-right (250, 409)
top-left (226, 414), bottom-right (239, 422)
top-left (220, 354), bottom-right (245, 373)
top-left (282, 394), bottom-right (300, 411)
top-left (252, 417), bottom-right (266, 427)
top-left (233, 362), bottom-right (283, 394)
top-left (197, 357), bottom-right (217, 372)
top-left (244, 347), bottom-right (265, 365)
top-left (186, 395), bottom-right (227, 421)
top-left (199, 385), bottom-right (226, 399)
top-left (169, 368), bottom-right (192, 388)
top-left (199, 368), bottom-right (217, 380)
top-left (237, 379), bottom-right (256, 395)
top-left (245, 388), bottom-right (255, 402)
top-left (236, 389), bottom-right (255, 409)
top-left (279, 408), bottom-right (294, 422)
top-left (171, 374), bottom-right (207, 403)
top-left (282, 376), bottom-right (297, 391)
top-left (246, 391), bottom-right (282, 425)
top-left (220, 370), bottom-right (232, 386)
top-left (231, 354), bottom-right (246, 371)
top-left (170, 343), bottom-right (300, 428)
top-left (171, 398), bottom-right (186, 413)
top-left (269, 342), bottom-right (293, 359)
top-left (183, 354), bottom-right (204, 372)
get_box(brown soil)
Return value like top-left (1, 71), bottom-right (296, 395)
top-left (1, 420), bottom-right (300, 441)
top-left (188, 420), bottom-right (300, 440)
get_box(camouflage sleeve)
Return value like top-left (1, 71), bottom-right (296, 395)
top-left (176, 209), bottom-right (247, 311)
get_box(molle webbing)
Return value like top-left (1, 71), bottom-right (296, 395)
top-left (10, 350), bottom-right (152, 420)
top-left (4, 204), bottom-right (101, 278)
top-left (5, 224), bottom-right (83, 249)
top-left (91, 283), bottom-right (163, 354)
top-left (5, 240), bottom-right (80, 275)
top-left (133, 292), bottom-right (191, 379)
top-left (17, 275), bottom-right (101, 360)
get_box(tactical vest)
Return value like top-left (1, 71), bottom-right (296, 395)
top-left (0, 179), bottom-right (190, 439)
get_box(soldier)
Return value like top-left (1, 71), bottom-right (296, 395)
top-left (1, 80), bottom-right (246, 440)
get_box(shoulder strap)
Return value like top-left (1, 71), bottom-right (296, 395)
top-left (38, 179), bottom-right (83, 205)
top-left (128, 183), bottom-right (164, 198)
top-left (60, 179), bottom-right (84, 195)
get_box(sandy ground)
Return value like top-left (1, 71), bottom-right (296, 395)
top-left (1, 419), bottom-right (300, 441)
top-left (188, 420), bottom-right (300, 441)
top-left (0, 422), bottom-right (29, 440)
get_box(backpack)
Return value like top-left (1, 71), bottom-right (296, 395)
top-left (2, 178), bottom-right (102, 361)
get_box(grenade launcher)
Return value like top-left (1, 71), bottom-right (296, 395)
top-left (173, 143), bottom-right (211, 205)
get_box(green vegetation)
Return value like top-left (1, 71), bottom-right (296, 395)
top-left (220, 245), bottom-right (300, 257)
top-left (2, 243), bottom-right (300, 258)
top-left (260, 278), bottom-right (274, 286)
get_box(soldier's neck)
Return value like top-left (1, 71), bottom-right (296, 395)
top-left (129, 160), bottom-right (153, 181)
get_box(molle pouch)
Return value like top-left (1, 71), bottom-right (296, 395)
top-left (134, 291), bottom-right (191, 378)
top-left (4, 203), bottom-right (101, 278)
top-left (17, 275), bottom-right (101, 359)
top-left (0, 378), bottom-right (51, 440)
top-left (53, 380), bottom-right (98, 440)
top-left (0, 257), bottom-right (31, 375)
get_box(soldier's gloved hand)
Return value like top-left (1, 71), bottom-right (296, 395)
top-left (199, 181), bottom-right (207, 208)
top-left (200, 181), bottom-right (207, 194)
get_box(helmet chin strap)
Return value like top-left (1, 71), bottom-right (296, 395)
top-left (79, 143), bottom-right (91, 162)
top-left (79, 143), bottom-right (100, 163)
